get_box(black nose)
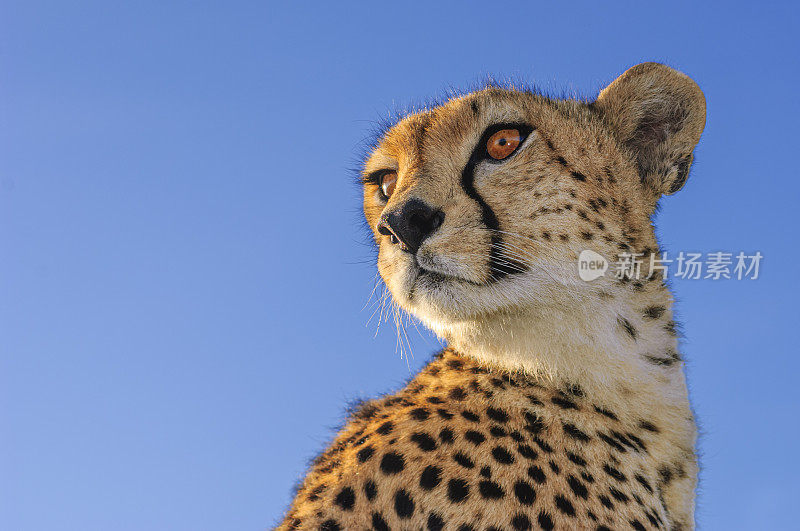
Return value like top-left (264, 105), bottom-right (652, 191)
top-left (377, 198), bottom-right (444, 254)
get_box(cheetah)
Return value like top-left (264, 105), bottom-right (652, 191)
top-left (278, 63), bottom-right (706, 530)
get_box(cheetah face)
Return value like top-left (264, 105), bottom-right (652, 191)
top-left (362, 64), bottom-right (705, 330)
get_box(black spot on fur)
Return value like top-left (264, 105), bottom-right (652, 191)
top-left (604, 464), bottom-right (627, 482)
top-left (490, 426), bottom-right (507, 438)
top-left (551, 395), bottom-right (579, 410)
top-left (410, 407), bottom-right (430, 420)
top-left (420, 465), bottom-right (441, 490)
top-left (644, 305), bottom-right (666, 319)
top-left (664, 320), bottom-right (679, 336)
top-left (635, 473), bottom-right (654, 493)
top-left (492, 446), bottom-right (515, 464)
top-left (427, 512), bottom-right (444, 531)
top-left (567, 475), bottom-right (589, 499)
top-left (609, 486), bottom-right (629, 503)
top-left (479, 480), bottom-right (505, 500)
top-left (486, 407), bottom-right (509, 423)
top-left (461, 410), bottom-right (480, 422)
top-left (599, 495), bottom-right (614, 509)
top-left (617, 317), bottom-right (638, 340)
top-left (626, 432), bottom-right (648, 451)
top-left (562, 422), bottom-right (591, 442)
top-left (565, 383), bottom-right (584, 397)
top-left (307, 483), bottom-right (326, 501)
top-left (439, 427), bottom-right (455, 444)
top-left (449, 387), bottom-right (467, 401)
top-left (517, 444), bottom-right (538, 460)
top-left (514, 480), bottom-right (536, 505)
top-left (532, 436), bottom-right (553, 453)
top-left (394, 489), bottom-right (415, 518)
top-left (639, 420), bottom-right (660, 433)
top-left (364, 480), bottom-right (377, 501)
top-left (524, 411), bottom-right (545, 433)
top-left (333, 486), bottom-right (355, 510)
top-left (598, 432), bottom-right (627, 453)
top-left (453, 452), bottom-right (475, 469)
top-left (512, 513), bottom-right (533, 530)
top-left (554, 494), bottom-right (576, 516)
top-left (567, 451), bottom-right (586, 466)
top-left (447, 358), bottom-right (463, 370)
top-left (658, 465), bottom-right (674, 484)
top-left (319, 519), bottom-right (340, 531)
top-left (644, 350), bottom-right (682, 367)
top-left (594, 406), bottom-right (618, 421)
top-left (537, 512), bottom-right (554, 531)
top-left (410, 432), bottom-right (437, 451)
top-left (380, 452), bottom-right (405, 474)
top-left (357, 446), bottom-right (374, 463)
top-left (372, 513), bottom-right (389, 531)
top-left (528, 465), bottom-right (546, 484)
top-left (447, 478), bottom-right (470, 502)
top-left (465, 430), bottom-right (486, 445)
top-left (610, 430), bottom-right (640, 452)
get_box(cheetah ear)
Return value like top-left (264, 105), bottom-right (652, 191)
top-left (595, 63), bottom-right (706, 196)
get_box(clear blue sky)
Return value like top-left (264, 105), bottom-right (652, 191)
top-left (1, 1), bottom-right (798, 529)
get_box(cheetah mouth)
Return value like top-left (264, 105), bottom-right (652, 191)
top-left (409, 268), bottom-right (464, 302)
top-left (408, 251), bottom-right (490, 289)
top-left (417, 267), bottom-right (455, 283)
top-left (415, 264), bottom-right (483, 287)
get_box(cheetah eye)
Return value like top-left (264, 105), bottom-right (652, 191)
top-left (486, 128), bottom-right (524, 160)
top-left (380, 171), bottom-right (397, 200)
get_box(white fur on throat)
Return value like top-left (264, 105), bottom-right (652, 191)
top-left (422, 284), bottom-right (693, 439)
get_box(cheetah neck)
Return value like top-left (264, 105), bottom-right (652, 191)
top-left (432, 283), bottom-right (693, 437)
top-left (430, 282), bottom-right (698, 529)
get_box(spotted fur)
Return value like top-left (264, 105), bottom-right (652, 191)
top-left (278, 63), bottom-right (706, 530)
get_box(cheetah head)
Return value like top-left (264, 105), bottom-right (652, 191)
top-left (362, 63), bottom-right (705, 344)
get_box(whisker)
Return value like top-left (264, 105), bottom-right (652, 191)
top-left (362, 272), bottom-right (383, 312)
top-left (485, 228), bottom-right (582, 264)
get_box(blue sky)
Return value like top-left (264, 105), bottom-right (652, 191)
top-left (1, 1), bottom-right (798, 529)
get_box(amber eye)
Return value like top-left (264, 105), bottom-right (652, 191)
top-left (380, 171), bottom-right (397, 199)
top-left (486, 128), bottom-right (523, 160)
